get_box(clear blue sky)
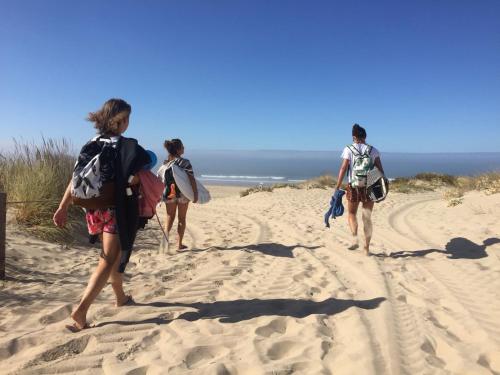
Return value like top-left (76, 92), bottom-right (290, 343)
top-left (1, 0), bottom-right (499, 153)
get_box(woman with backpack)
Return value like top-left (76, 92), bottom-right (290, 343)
top-left (53, 98), bottom-right (151, 332)
top-left (157, 139), bottom-right (198, 252)
top-left (333, 124), bottom-right (385, 255)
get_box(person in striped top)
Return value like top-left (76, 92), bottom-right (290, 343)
top-left (158, 138), bottom-right (198, 251)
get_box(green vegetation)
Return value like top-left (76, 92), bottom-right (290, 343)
top-left (301, 174), bottom-right (336, 189)
top-left (240, 172), bottom-right (500, 205)
top-left (0, 138), bottom-right (85, 243)
top-left (240, 174), bottom-right (337, 197)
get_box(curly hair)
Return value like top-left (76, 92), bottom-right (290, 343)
top-left (87, 98), bottom-right (131, 135)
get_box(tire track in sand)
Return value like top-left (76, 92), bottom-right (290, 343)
top-left (380, 193), bottom-right (500, 373)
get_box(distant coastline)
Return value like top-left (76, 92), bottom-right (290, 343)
top-left (151, 149), bottom-right (500, 186)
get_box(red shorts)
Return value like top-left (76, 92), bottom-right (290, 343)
top-left (85, 208), bottom-right (118, 235)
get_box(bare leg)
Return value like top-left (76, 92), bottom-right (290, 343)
top-left (177, 202), bottom-right (189, 250)
top-left (161, 203), bottom-right (177, 254)
top-left (361, 201), bottom-right (375, 255)
top-left (347, 200), bottom-right (360, 250)
top-left (70, 232), bottom-right (121, 329)
top-left (109, 249), bottom-right (129, 306)
top-left (166, 202), bottom-right (177, 234)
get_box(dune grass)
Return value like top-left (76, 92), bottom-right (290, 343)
top-left (240, 175), bottom-right (337, 197)
top-left (300, 174), bottom-right (336, 189)
top-left (0, 138), bottom-right (85, 243)
top-left (390, 172), bottom-right (500, 205)
top-left (240, 172), bottom-right (500, 202)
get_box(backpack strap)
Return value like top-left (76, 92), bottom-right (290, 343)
top-left (91, 135), bottom-right (120, 144)
top-left (364, 145), bottom-right (372, 156)
top-left (347, 144), bottom-right (360, 156)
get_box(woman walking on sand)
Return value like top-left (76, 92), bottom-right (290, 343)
top-left (53, 99), bottom-right (151, 331)
top-left (333, 124), bottom-right (385, 255)
top-left (157, 139), bottom-right (198, 252)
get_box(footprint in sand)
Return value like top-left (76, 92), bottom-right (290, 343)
top-left (213, 280), bottom-right (224, 287)
top-left (24, 335), bottom-right (91, 368)
top-left (38, 304), bottom-right (73, 325)
top-left (0, 334), bottom-right (50, 361)
top-left (266, 340), bottom-right (301, 361)
top-left (255, 317), bottom-right (287, 338)
top-left (184, 346), bottom-right (229, 369)
top-left (230, 268), bottom-right (243, 276)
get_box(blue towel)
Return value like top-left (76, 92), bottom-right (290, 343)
top-left (324, 189), bottom-right (345, 228)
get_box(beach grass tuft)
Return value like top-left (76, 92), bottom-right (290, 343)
top-left (301, 174), bottom-right (336, 189)
top-left (240, 172), bottom-right (500, 200)
top-left (240, 185), bottom-right (275, 197)
top-left (0, 138), bottom-right (85, 243)
top-left (240, 175), bottom-right (337, 197)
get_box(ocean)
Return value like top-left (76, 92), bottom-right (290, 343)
top-left (152, 150), bottom-right (500, 186)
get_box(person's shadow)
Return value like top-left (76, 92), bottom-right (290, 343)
top-left (191, 243), bottom-right (322, 258)
top-left (374, 237), bottom-right (500, 260)
top-left (96, 296), bottom-right (386, 326)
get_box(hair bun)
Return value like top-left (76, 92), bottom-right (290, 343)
top-left (352, 123), bottom-right (367, 139)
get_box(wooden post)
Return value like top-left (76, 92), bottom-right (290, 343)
top-left (0, 192), bottom-right (5, 280)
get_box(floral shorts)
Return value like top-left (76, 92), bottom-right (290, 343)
top-left (346, 184), bottom-right (370, 203)
top-left (85, 208), bottom-right (118, 235)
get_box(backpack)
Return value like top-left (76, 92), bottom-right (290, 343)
top-left (347, 144), bottom-right (373, 188)
top-left (71, 136), bottom-right (118, 209)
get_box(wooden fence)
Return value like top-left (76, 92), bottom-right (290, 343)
top-left (0, 192), bottom-right (5, 280)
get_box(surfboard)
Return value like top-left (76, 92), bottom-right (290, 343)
top-left (367, 166), bottom-right (388, 202)
top-left (171, 164), bottom-right (211, 204)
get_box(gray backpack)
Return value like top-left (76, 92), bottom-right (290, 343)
top-left (71, 136), bottom-right (118, 209)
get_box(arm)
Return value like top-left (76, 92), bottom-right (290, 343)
top-left (374, 157), bottom-right (385, 175)
top-left (335, 159), bottom-right (350, 191)
top-left (53, 181), bottom-right (72, 227)
top-left (188, 174), bottom-right (198, 203)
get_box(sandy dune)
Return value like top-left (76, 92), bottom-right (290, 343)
top-left (1, 186), bottom-right (500, 374)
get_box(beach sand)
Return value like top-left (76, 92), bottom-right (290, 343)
top-left (1, 186), bottom-right (500, 374)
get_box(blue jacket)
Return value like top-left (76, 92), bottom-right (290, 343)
top-left (324, 189), bottom-right (345, 228)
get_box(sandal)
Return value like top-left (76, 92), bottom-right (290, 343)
top-left (116, 295), bottom-right (135, 307)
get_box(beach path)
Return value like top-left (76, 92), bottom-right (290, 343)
top-left (1, 187), bottom-right (500, 374)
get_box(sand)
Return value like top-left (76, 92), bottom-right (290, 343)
top-left (1, 186), bottom-right (500, 374)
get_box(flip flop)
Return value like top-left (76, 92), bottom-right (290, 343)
top-left (65, 322), bottom-right (92, 333)
top-left (116, 295), bottom-right (135, 307)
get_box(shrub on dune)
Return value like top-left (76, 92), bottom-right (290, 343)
top-left (301, 174), bottom-right (336, 190)
top-left (0, 138), bottom-right (85, 243)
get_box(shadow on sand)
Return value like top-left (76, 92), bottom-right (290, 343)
top-left (96, 296), bottom-right (386, 327)
top-left (373, 237), bottom-right (500, 260)
top-left (191, 243), bottom-right (322, 258)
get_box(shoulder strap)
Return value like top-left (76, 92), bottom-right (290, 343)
top-left (347, 144), bottom-right (360, 156)
top-left (364, 145), bottom-right (372, 156)
top-left (91, 135), bottom-right (119, 145)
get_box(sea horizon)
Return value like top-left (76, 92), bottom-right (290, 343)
top-left (150, 149), bottom-right (500, 186)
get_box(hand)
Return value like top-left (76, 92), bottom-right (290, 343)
top-left (129, 175), bottom-right (140, 185)
top-left (53, 207), bottom-right (68, 228)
